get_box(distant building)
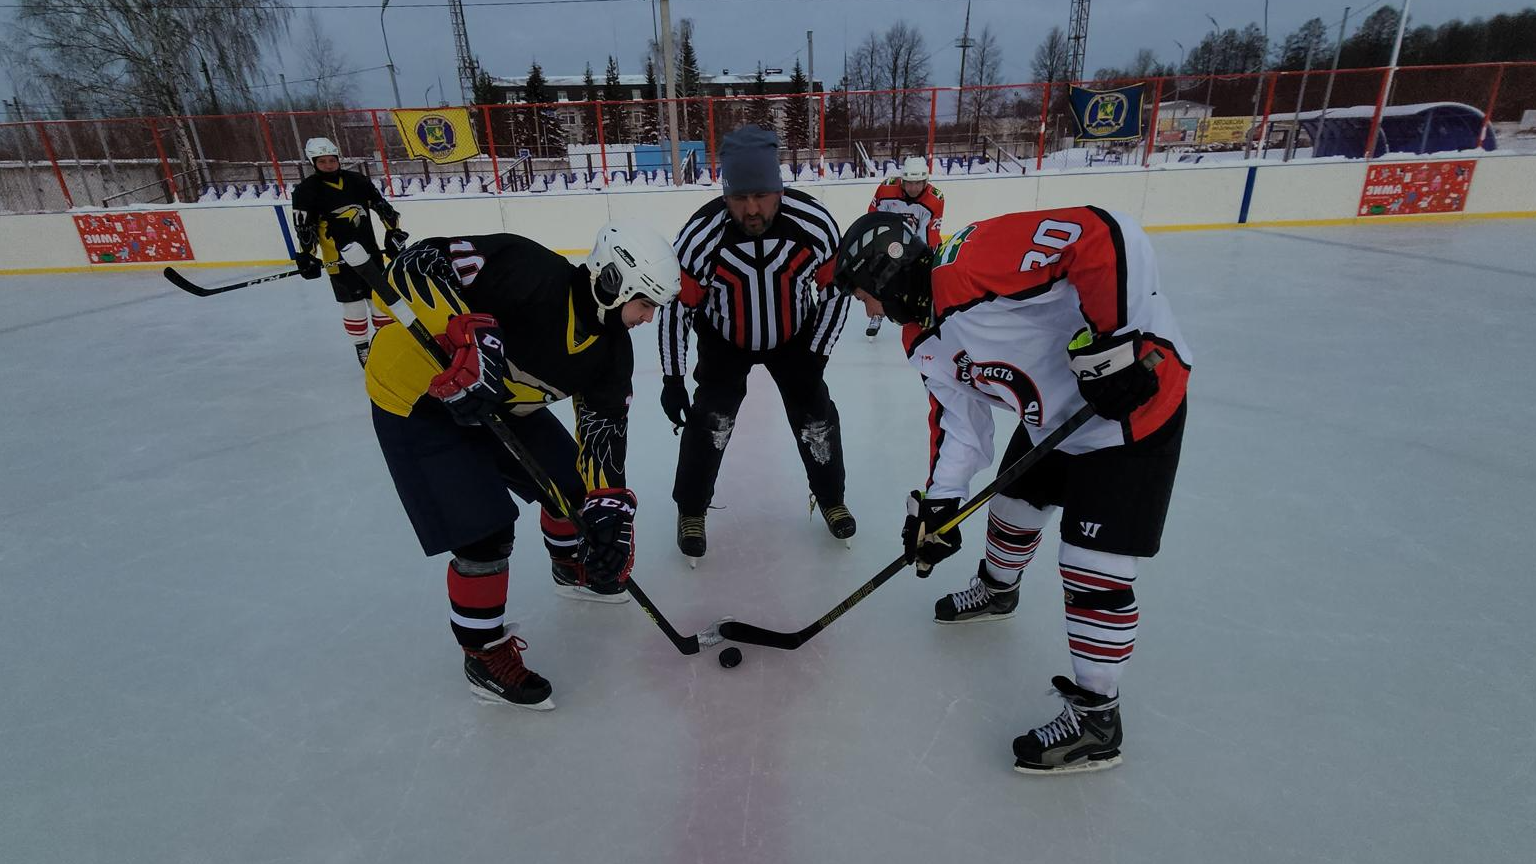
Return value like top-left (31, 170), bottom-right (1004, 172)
top-left (486, 71), bottom-right (825, 143)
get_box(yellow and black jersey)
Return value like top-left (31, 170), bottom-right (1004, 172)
top-left (290, 169), bottom-right (398, 269)
top-left (365, 234), bottom-right (635, 490)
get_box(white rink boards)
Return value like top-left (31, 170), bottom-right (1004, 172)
top-left (1, 220), bottom-right (1533, 864)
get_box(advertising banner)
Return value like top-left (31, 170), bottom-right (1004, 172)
top-left (73, 212), bottom-right (193, 264)
top-left (1358, 160), bottom-right (1475, 216)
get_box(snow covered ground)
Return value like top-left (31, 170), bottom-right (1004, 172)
top-left (2, 219), bottom-right (1533, 863)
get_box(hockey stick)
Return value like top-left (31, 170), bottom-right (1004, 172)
top-left (163, 265), bottom-right (300, 297)
top-left (339, 243), bottom-right (725, 656)
top-left (718, 350), bottom-right (1165, 652)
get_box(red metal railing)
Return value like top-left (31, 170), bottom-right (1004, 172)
top-left (2, 61), bottom-right (1532, 213)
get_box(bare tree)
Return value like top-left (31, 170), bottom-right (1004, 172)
top-left (882, 21), bottom-right (929, 142)
top-left (298, 12), bottom-right (352, 110)
top-left (1032, 27), bottom-right (1071, 84)
top-left (964, 24), bottom-right (1004, 137)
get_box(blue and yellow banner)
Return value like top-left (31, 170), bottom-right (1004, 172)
top-left (392, 108), bottom-right (480, 164)
top-left (1068, 84), bottom-right (1146, 143)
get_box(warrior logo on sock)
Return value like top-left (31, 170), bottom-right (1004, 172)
top-left (954, 350), bottom-right (1043, 426)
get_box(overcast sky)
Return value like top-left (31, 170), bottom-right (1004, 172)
top-left (6, 0), bottom-right (1532, 109)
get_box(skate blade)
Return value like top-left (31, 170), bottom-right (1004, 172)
top-left (1012, 753), bottom-right (1122, 775)
top-left (933, 610), bottom-right (1017, 625)
top-left (469, 686), bottom-right (556, 712)
top-left (686, 556), bottom-right (700, 569)
top-left (551, 584), bottom-right (630, 604)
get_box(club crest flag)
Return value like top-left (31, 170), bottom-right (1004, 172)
top-left (392, 108), bottom-right (480, 164)
top-left (1068, 84), bottom-right (1147, 142)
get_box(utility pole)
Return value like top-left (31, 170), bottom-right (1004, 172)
top-left (806, 31), bottom-right (816, 156)
top-left (380, 0), bottom-right (404, 108)
top-left (1315, 6), bottom-right (1351, 151)
top-left (955, 0), bottom-right (974, 128)
top-left (279, 73), bottom-right (306, 177)
top-left (660, 0), bottom-right (682, 184)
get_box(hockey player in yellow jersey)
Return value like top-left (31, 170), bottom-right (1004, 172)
top-left (290, 137), bottom-right (407, 367)
top-left (366, 222), bottom-right (681, 710)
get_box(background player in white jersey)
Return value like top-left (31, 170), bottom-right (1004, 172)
top-left (863, 156), bottom-right (944, 340)
top-left (833, 207), bottom-right (1191, 774)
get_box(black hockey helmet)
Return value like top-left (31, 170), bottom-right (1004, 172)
top-left (834, 211), bottom-right (931, 325)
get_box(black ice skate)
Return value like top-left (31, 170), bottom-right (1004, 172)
top-left (1012, 676), bottom-right (1123, 775)
top-left (463, 631), bottom-right (554, 711)
top-left (865, 315), bottom-right (882, 341)
top-left (354, 342), bottom-right (370, 368)
top-left (677, 514), bottom-right (707, 567)
top-left (550, 559), bottom-right (629, 604)
top-left (934, 561), bottom-right (1019, 624)
top-left (813, 498), bottom-right (857, 546)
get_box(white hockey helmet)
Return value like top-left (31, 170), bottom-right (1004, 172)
top-left (304, 137), bottom-right (341, 164)
top-left (587, 220), bottom-right (682, 312)
top-left (900, 155), bottom-right (930, 182)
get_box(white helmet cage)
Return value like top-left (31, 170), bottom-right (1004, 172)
top-left (587, 220), bottom-right (683, 313)
top-left (900, 155), bottom-right (930, 182)
top-left (305, 137), bottom-right (341, 163)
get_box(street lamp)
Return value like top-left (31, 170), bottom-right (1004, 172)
top-left (380, 1), bottom-right (403, 108)
top-left (1204, 14), bottom-right (1220, 110)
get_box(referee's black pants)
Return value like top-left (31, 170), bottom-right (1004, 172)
top-left (673, 321), bottom-right (846, 515)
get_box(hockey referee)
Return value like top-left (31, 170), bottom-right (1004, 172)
top-left (656, 125), bottom-right (855, 562)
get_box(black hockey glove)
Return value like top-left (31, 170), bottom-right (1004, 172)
top-left (295, 251), bottom-right (324, 280)
top-left (902, 491), bottom-right (962, 577)
top-left (660, 374), bottom-right (691, 428)
top-left (384, 228), bottom-right (410, 257)
top-left (427, 313), bottom-right (508, 426)
top-left (1067, 328), bottom-right (1159, 421)
top-left (577, 488), bottom-right (638, 587)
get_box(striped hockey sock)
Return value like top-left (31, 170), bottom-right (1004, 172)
top-left (447, 557), bottom-right (509, 650)
top-left (1059, 542), bottom-right (1139, 698)
top-left (341, 299), bottom-right (370, 347)
top-left (983, 495), bottom-right (1049, 584)
top-left (541, 509), bottom-right (579, 568)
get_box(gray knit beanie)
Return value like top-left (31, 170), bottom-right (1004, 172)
top-left (719, 124), bottom-right (783, 195)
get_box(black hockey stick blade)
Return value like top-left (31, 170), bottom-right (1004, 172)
top-left (164, 266), bottom-right (301, 297)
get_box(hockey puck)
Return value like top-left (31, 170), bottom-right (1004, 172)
top-left (718, 647), bottom-right (743, 669)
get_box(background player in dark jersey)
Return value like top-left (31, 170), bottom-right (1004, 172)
top-left (291, 137), bottom-right (408, 367)
top-left (835, 207), bottom-right (1191, 775)
top-left (366, 222), bottom-right (680, 710)
top-left (656, 125), bottom-right (854, 564)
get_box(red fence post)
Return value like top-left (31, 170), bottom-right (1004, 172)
top-left (1478, 64), bottom-right (1504, 149)
top-left (817, 92), bottom-right (827, 178)
top-left (370, 110), bottom-right (395, 197)
top-left (595, 101), bottom-right (609, 187)
top-left (34, 122), bottom-right (73, 208)
top-left (1036, 82), bottom-right (1051, 172)
top-left (1364, 68), bottom-right (1392, 160)
top-left (1142, 79), bottom-right (1165, 167)
top-left (707, 98), bottom-right (717, 182)
top-left (1256, 71), bottom-right (1279, 158)
top-left (926, 88), bottom-right (938, 168)
top-left (147, 120), bottom-right (180, 204)
top-left (256, 113), bottom-right (286, 195)
top-left (481, 105), bottom-right (502, 192)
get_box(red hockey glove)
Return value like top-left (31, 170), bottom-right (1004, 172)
top-left (427, 313), bottom-right (507, 426)
top-left (577, 488), bottom-right (638, 587)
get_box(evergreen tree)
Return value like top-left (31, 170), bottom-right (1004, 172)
top-left (582, 61), bottom-right (599, 143)
top-left (785, 59), bottom-right (811, 153)
top-left (824, 75), bottom-right (851, 155)
top-left (640, 56), bottom-right (661, 144)
top-left (602, 55), bottom-right (628, 146)
top-left (746, 64), bottom-right (776, 134)
top-left (521, 60), bottom-right (565, 156)
top-left (1340, 7), bottom-right (1401, 68)
top-left (1278, 18), bottom-right (1330, 70)
top-left (678, 19), bottom-right (706, 142)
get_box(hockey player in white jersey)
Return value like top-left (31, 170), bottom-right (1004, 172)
top-left (833, 206), bottom-right (1192, 774)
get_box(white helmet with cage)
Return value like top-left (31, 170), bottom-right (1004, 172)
top-left (304, 137), bottom-right (341, 164)
top-left (900, 155), bottom-right (930, 182)
top-left (587, 220), bottom-right (682, 312)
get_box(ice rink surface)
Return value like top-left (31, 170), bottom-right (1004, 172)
top-left (2, 219), bottom-right (1534, 864)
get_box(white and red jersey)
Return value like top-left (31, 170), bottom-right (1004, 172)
top-left (905, 206), bottom-right (1192, 501)
top-left (869, 178), bottom-right (944, 248)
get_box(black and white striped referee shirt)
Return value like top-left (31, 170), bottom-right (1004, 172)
top-left (658, 188), bottom-right (849, 376)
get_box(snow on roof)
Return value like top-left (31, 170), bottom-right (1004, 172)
top-left (1264, 102), bottom-right (1484, 122)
